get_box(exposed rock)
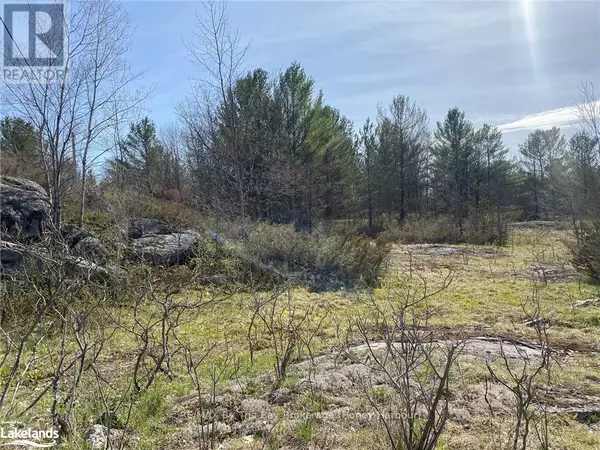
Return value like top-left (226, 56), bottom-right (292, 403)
top-left (0, 241), bottom-right (26, 276)
top-left (406, 244), bottom-right (505, 258)
top-left (310, 371), bottom-right (353, 394)
top-left (191, 421), bottom-right (232, 440)
top-left (509, 221), bottom-right (566, 229)
top-left (169, 392), bottom-right (236, 426)
top-left (459, 337), bottom-right (542, 362)
top-left (84, 425), bottom-right (129, 449)
top-left (128, 218), bottom-right (175, 240)
top-left (66, 256), bottom-right (116, 282)
top-left (522, 317), bottom-right (553, 328)
top-left (74, 236), bottom-right (108, 264)
top-left (239, 398), bottom-right (271, 416)
top-left (237, 399), bottom-right (276, 436)
top-left (531, 265), bottom-right (580, 283)
top-left (292, 337), bottom-right (543, 394)
top-left (205, 274), bottom-right (227, 286)
top-left (268, 387), bottom-right (292, 405)
top-left (0, 176), bottom-right (51, 241)
top-left (85, 425), bottom-right (107, 450)
top-left (131, 232), bottom-right (198, 265)
top-left (60, 225), bottom-right (109, 264)
top-left (512, 265), bottom-right (580, 283)
top-left (340, 363), bottom-right (386, 385)
top-left (127, 219), bottom-right (199, 266)
top-left (1, 240), bottom-right (114, 282)
top-left (540, 388), bottom-right (600, 423)
top-left (573, 298), bottom-right (600, 308)
top-left (62, 223), bottom-right (94, 247)
top-left (348, 337), bottom-right (542, 364)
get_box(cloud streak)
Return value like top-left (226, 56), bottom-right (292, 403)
top-left (497, 103), bottom-right (599, 133)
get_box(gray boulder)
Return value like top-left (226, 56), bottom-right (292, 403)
top-left (66, 256), bottom-right (116, 282)
top-left (0, 176), bottom-right (51, 241)
top-left (128, 218), bottom-right (174, 240)
top-left (62, 223), bottom-right (94, 246)
top-left (0, 241), bottom-right (26, 276)
top-left (62, 224), bottom-right (108, 264)
top-left (84, 425), bottom-right (130, 449)
top-left (131, 232), bottom-right (198, 265)
top-left (0, 241), bottom-right (114, 282)
top-left (74, 236), bottom-right (108, 264)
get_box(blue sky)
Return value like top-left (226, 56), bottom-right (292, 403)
top-left (124, 0), bottom-right (600, 151)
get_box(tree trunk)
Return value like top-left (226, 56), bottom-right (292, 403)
top-left (78, 166), bottom-right (87, 227)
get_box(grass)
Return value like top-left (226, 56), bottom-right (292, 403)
top-left (2, 225), bottom-right (600, 449)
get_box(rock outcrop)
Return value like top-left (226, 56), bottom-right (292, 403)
top-left (62, 224), bottom-right (108, 264)
top-left (131, 231), bottom-right (199, 266)
top-left (0, 241), bottom-right (26, 276)
top-left (84, 424), bottom-right (132, 449)
top-left (128, 218), bottom-right (175, 240)
top-left (0, 176), bottom-right (51, 241)
top-left (0, 240), bottom-right (115, 282)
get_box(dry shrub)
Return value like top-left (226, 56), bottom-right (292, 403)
top-left (382, 214), bottom-right (508, 246)
top-left (245, 223), bottom-right (391, 290)
top-left (104, 190), bottom-right (204, 230)
top-left (0, 152), bottom-right (47, 186)
top-left (570, 221), bottom-right (600, 280)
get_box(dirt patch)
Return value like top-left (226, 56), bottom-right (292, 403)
top-left (512, 265), bottom-right (581, 283)
top-left (405, 244), bottom-right (506, 258)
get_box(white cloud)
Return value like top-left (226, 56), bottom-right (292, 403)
top-left (497, 103), bottom-right (596, 133)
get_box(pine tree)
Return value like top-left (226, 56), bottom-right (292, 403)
top-left (431, 108), bottom-right (477, 231)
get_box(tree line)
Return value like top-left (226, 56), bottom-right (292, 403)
top-left (1, 1), bottom-right (599, 246)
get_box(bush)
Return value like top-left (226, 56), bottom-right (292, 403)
top-left (245, 223), bottom-right (391, 290)
top-left (380, 214), bottom-right (508, 246)
top-left (104, 190), bottom-right (204, 230)
top-left (571, 222), bottom-right (600, 280)
top-left (192, 231), bottom-right (280, 288)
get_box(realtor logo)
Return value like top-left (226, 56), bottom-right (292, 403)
top-left (1, 1), bottom-right (68, 83)
top-left (0, 422), bottom-right (58, 448)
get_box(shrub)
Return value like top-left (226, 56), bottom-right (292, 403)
top-left (571, 221), bottom-right (600, 280)
top-left (104, 190), bottom-right (204, 230)
top-left (380, 214), bottom-right (509, 246)
top-left (192, 231), bottom-right (280, 288)
top-left (245, 223), bottom-right (391, 290)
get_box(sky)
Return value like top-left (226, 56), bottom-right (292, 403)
top-left (123, 0), bottom-right (600, 151)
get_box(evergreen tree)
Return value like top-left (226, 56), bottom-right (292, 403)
top-left (519, 127), bottom-right (566, 219)
top-left (375, 95), bottom-right (429, 222)
top-left (107, 117), bottom-right (166, 195)
top-left (431, 108), bottom-right (477, 231)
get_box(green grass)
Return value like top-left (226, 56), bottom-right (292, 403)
top-left (2, 226), bottom-right (600, 449)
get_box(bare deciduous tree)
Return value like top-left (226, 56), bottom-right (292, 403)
top-left (2, 0), bottom-right (146, 228)
top-left (576, 80), bottom-right (600, 144)
top-left (178, 0), bottom-right (250, 217)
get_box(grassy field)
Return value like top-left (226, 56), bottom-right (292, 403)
top-left (3, 224), bottom-right (600, 449)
